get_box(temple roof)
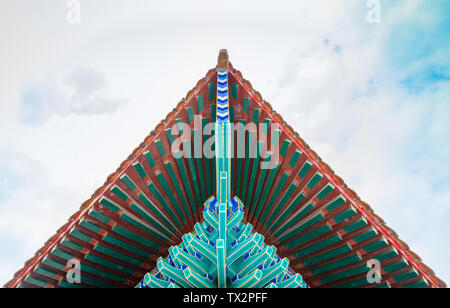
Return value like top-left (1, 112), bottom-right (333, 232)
top-left (5, 51), bottom-right (446, 288)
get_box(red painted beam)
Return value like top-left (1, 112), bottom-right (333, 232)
top-left (228, 69), bottom-right (440, 288)
top-left (8, 71), bottom-right (216, 288)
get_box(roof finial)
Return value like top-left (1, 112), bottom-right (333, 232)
top-left (217, 49), bottom-right (229, 70)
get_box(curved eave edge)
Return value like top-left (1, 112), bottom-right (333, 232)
top-left (4, 67), bottom-right (219, 288)
top-left (227, 63), bottom-right (446, 289)
top-left (5, 61), bottom-right (446, 289)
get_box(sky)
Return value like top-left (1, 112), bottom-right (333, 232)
top-left (0, 0), bottom-right (449, 285)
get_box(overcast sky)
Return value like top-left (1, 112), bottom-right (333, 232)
top-left (0, 0), bottom-right (449, 285)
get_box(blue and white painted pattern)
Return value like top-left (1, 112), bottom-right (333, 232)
top-left (216, 69), bottom-right (229, 122)
top-left (136, 195), bottom-right (308, 288)
top-left (136, 65), bottom-right (308, 289)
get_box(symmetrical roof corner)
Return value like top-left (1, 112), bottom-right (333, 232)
top-left (4, 50), bottom-right (446, 289)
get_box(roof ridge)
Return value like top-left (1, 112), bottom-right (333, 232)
top-left (4, 65), bottom-right (219, 289)
top-left (5, 51), bottom-right (446, 288)
top-left (227, 64), bottom-right (446, 288)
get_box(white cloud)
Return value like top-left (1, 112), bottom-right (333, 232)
top-left (266, 1), bottom-right (450, 283)
top-left (19, 67), bottom-right (126, 126)
top-left (0, 150), bottom-right (82, 282)
top-left (0, 0), bottom-right (448, 286)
